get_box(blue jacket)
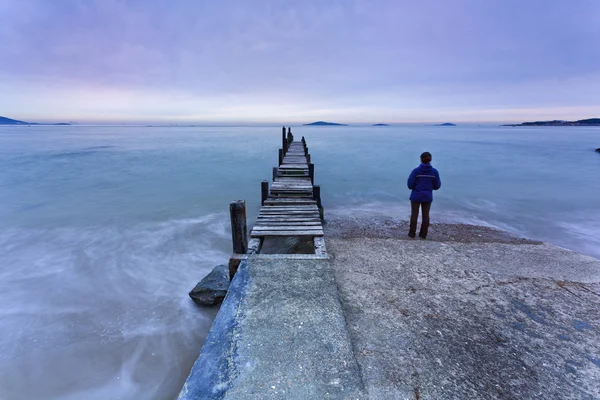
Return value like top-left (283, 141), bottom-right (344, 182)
top-left (407, 163), bottom-right (441, 202)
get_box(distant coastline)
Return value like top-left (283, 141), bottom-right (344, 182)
top-left (303, 121), bottom-right (348, 126)
top-left (372, 123), bottom-right (389, 126)
top-left (503, 118), bottom-right (600, 127)
top-left (0, 116), bottom-right (71, 126)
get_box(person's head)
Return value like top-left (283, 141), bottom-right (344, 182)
top-left (420, 151), bottom-right (432, 164)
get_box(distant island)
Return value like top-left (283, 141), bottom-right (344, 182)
top-left (372, 123), bottom-right (389, 126)
top-left (504, 118), bottom-right (600, 127)
top-left (0, 116), bottom-right (29, 125)
top-left (437, 123), bottom-right (456, 126)
top-left (0, 115), bottom-right (71, 125)
top-left (303, 121), bottom-right (348, 126)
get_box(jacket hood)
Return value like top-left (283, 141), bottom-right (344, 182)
top-left (419, 163), bottom-right (433, 171)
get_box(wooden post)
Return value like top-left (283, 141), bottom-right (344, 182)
top-left (305, 146), bottom-right (309, 156)
top-left (278, 149), bottom-right (283, 166)
top-left (272, 167), bottom-right (278, 181)
top-left (229, 200), bottom-right (248, 254)
top-left (282, 126), bottom-right (286, 154)
top-left (313, 185), bottom-right (324, 221)
top-left (306, 154), bottom-right (311, 163)
top-left (261, 180), bottom-right (268, 206)
top-left (309, 163), bottom-right (314, 185)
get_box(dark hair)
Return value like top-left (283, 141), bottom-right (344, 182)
top-left (420, 151), bottom-right (432, 163)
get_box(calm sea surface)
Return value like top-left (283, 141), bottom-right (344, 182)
top-left (1, 125), bottom-right (599, 399)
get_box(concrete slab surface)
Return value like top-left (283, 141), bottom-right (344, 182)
top-left (329, 237), bottom-right (600, 399)
top-left (180, 220), bottom-right (600, 400)
top-left (179, 257), bottom-right (366, 400)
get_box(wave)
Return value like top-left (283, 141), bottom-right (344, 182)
top-left (0, 214), bottom-right (230, 399)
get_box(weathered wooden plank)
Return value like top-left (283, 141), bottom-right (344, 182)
top-left (251, 229), bottom-right (324, 234)
top-left (264, 197), bottom-right (315, 201)
top-left (252, 225), bottom-right (323, 230)
top-left (274, 179), bottom-right (312, 183)
top-left (260, 208), bottom-right (319, 212)
top-left (270, 188), bottom-right (313, 192)
top-left (270, 192), bottom-right (313, 195)
top-left (270, 186), bottom-right (313, 190)
top-left (270, 190), bottom-right (313, 193)
top-left (259, 210), bottom-right (318, 213)
top-left (269, 192), bottom-right (313, 195)
top-left (258, 216), bottom-right (319, 219)
top-left (254, 222), bottom-right (322, 226)
top-left (259, 208), bottom-right (318, 212)
top-left (270, 190), bottom-right (313, 194)
top-left (271, 187), bottom-right (313, 191)
top-left (256, 219), bottom-right (321, 223)
top-left (263, 202), bottom-right (316, 206)
top-left (252, 226), bottom-right (323, 231)
top-left (264, 198), bottom-right (315, 202)
top-left (251, 230), bottom-right (324, 237)
top-left (271, 184), bottom-right (313, 188)
top-left (259, 214), bottom-right (318, 217)
top-left (256, 215), bottom-right (321, 219)
top-left (260, 206), bottom-right (319, 214)
top-left (271, 186), bottom-right (313, 189)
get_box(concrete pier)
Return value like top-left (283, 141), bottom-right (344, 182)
top-left (179, 129), bottom-right (600, 399)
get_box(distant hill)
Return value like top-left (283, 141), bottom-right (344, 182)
top-left (303, 121), bottom-right (348, 126)
top-left (372, 123), bottom-right (389, 126)
top-left (0, 116), bottom-right (28, 125)
top-left (0, 115), bottom-right (71, 125)
top-left (504, 118), bottom-right (600, 127)
top-left (437, 122), bottom-right (456, 126)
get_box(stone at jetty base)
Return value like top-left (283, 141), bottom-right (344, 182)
top-left (189, 264), bottom-right (230, 306)
top-left (596, 148), bottom-right (600, 152)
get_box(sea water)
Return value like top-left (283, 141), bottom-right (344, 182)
top-left (0, 125), bottom-right (599, 399)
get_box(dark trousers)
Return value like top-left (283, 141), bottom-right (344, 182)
top-left (409, 201), bottom-right (432, 238)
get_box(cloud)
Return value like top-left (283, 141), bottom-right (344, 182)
top-left (1, 0), bottom-right (599, 122)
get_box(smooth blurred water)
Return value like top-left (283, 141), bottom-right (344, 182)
top-left (0, 124), bottom-right (599, 399)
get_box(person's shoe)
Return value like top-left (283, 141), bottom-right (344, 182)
top-left (419, 235), bottom-right (427, 240)
top-left (408, 233), bottom-right (416, 239)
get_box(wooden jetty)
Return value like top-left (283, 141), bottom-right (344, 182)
top-left (229, 127), bottom-right (327, 266)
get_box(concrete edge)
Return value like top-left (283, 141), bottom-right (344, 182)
top-left (178, 260), bottom-right (250, 400)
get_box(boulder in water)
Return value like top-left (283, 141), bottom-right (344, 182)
top-left (596, 148), bottom-right (600, 153)
top-left (189, 264), bottom-right (230, 306)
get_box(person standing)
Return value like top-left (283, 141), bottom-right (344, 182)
top-left (407, 152), bottom-right (441, 239)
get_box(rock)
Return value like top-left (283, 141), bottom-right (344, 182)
top-left (596, 148), bottom-right (600, 153)
top-left (189, 264), bottom-right (230, 306)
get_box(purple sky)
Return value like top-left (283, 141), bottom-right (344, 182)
top-left (1, 0), bottom-right (599, 123)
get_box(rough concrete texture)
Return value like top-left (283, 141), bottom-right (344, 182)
top-left (329, 237), bottom-right (600, 399)
top-left (325, 215), bottom-right (541, 244)
top-left (222, 257), bottom-right (365, 399)
top-left (180, 257), bottom-right (366, 400)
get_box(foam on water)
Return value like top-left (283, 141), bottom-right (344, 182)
top-left (0, 214), bottom-right (228, 400)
